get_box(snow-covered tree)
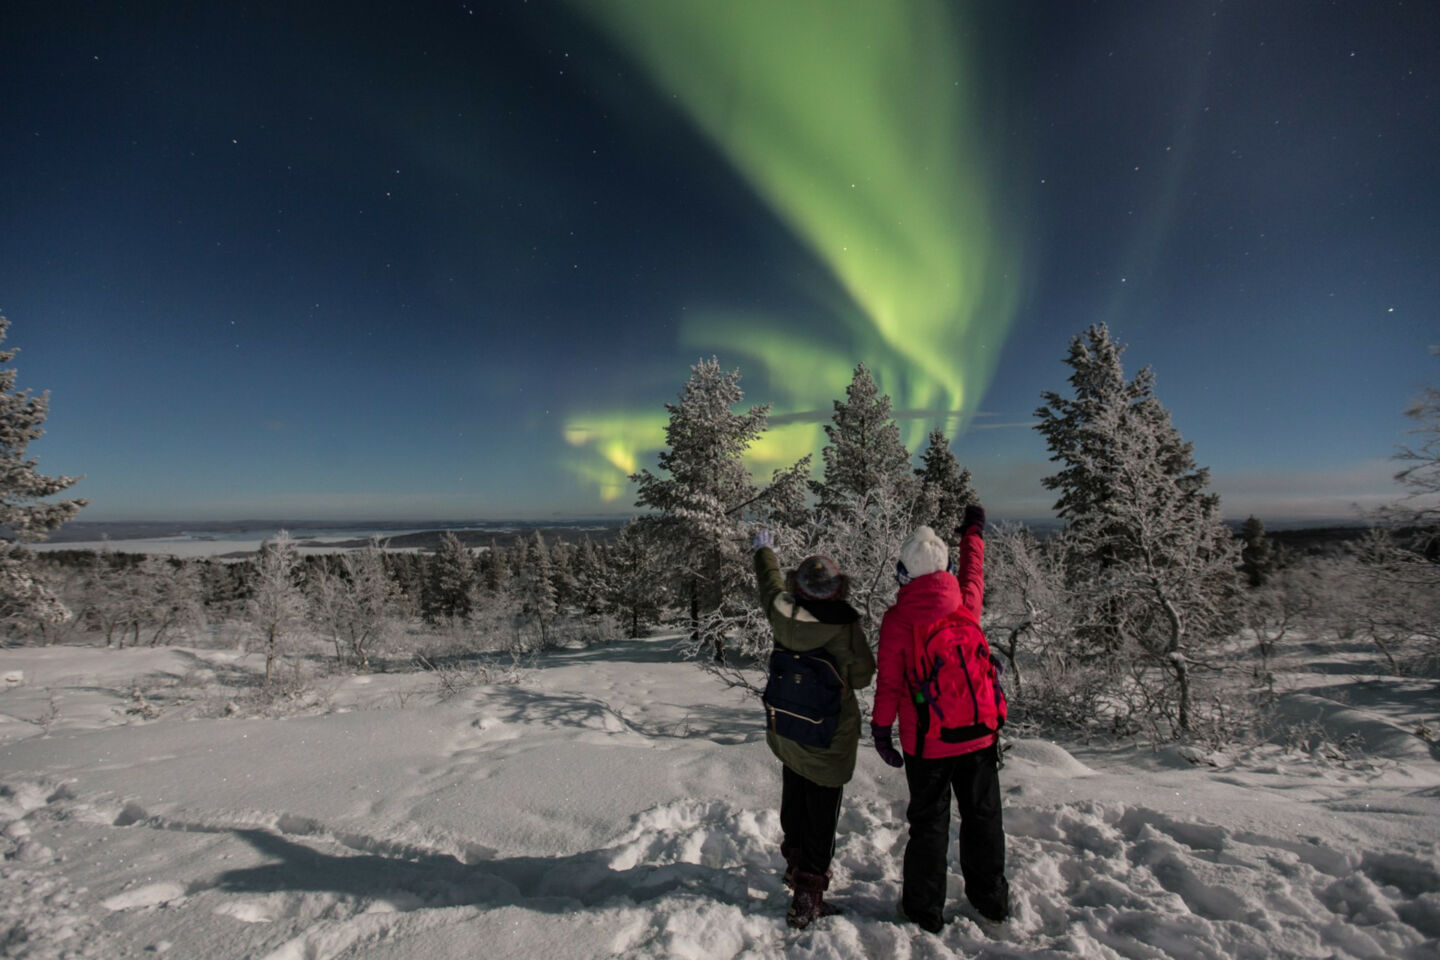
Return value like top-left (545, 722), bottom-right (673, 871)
top-left (142, 556), bottom-right (205, 645)
top-left (96, 553), bottom-right (153, 649)
top-left (632, 357), bottom-right (770, 661)
top-left (600, 518), bottom-right (666, 638)
top-left (523, 531), bottom-right (559, 646)
top-left (1240, 516), bottom-right (1276, 588)
top-left (382, 552), bottom-right (426, 618)
top-left (478, 538), bottom-right (512, 596)
top-left (249, 531), bottom-right (307, 688)
top-left (310, 539), bottom-right (396, 670)
top-left (425, 531), bottom-right (475, 622)
top-left (1345, 365), bottom-right (1440, 676)
top-left (810, 362), bottom-right (917, 516)
top-left (913, 428), bottom-right (977, 545)
top-left (570, 536), bottom-right (606, 616)
top-left (802, 363), bottom-right (919, 632)
top-left (1385, 356), bottom-right (1440, 552)
top-left (0, 316), bottom-right (88, 635)
top-left (1035, 323), bottom-right (1239, 735)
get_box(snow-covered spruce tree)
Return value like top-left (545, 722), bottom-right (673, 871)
top-left (248, 531), bottom-right (307, 689)
top-left (913, 427), bottom-right (978, 548)
top-left (1240, 516), bottom-right (1276, 588)
top-left (810, 362), bottom-right (917, 517)
top-left (546, 537), bottom-right (579, 610)
top-left (523, 531), bottom-right (559, 647)
top-left (382, 552), bottom-right (425, 618)
top-left (479, 538), bottom-right (511, 595)
top-left (600, 518), bottom-right (667, 639)
top-left (0, 317), bottom-right (88, 637)
top-left (425, 531), bottom-right (475, 623)
top-left (632, 357), bottom-right (772, 663)
top-left (1034, 323), bottom-right (1240, 737)
top-left (570, 535), bottom-right (607, 616)
top-left (803, 363), bottom-right (919, 631)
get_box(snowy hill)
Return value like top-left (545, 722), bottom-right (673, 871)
top-left (1, 636), bottom-right (1436, 959)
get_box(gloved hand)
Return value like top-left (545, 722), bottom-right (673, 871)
top-left (959, 504), bottom-right (986, 540)
top-left (872, 723), bottom-right (904, 768)
top-left (752, 529), bottom-right (774, 551)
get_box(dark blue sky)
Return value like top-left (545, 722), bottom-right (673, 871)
top-left (4, 1), bottom-right (1436, 522)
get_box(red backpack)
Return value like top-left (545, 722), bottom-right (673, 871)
top-left (908, 607), bottom-right (1007, 757)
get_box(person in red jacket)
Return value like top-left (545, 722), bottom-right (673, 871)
top-left (871, 505), bottom-right (1010, 932)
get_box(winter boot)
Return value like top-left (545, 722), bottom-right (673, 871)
top-left (969, 876), bottom-right (1011, 925)
top-left (781, 842), bottom-right (799, 889)
top-left (787, 871), bottom-right (842, 929)
top-left (897, 899), bottom-right (944, 934)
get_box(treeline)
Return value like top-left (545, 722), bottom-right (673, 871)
top-left (32, 528), bottom-right (663, 664)
top-left (9, 321), bottom-right (1438, 744)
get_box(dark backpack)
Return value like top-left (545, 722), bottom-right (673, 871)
top-left (909, 608), bottom-right (1006, 757)
top-left (762, 646), bottom-right (845, 748)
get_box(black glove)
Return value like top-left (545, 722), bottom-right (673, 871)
top-left (872, 723), bottom-right (904, 768)
top-left (959, 504), bottom-right (986, 540)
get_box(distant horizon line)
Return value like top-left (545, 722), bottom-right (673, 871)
top-left (51, 513), bottom-right (1374, 533)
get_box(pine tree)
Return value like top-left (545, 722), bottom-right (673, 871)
top-left (914, 428), bottom-right (977, 541)
top-left (0, 317), bottom-right (88, 634)
top-left (811, 362), bottom-right (916, 515)
top-left (632, 357), bottom-right (769, 660)
top-left (1035, 323), bottom-right (1239, 735)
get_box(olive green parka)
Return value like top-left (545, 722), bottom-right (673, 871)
top-left (755, 547), bottom-right (876, 787)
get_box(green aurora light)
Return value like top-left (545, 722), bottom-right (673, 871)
top-left (563, 0), bottom-right (1022, 501)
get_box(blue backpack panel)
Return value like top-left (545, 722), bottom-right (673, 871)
top-left (762, 646), bottom-right (845, 748)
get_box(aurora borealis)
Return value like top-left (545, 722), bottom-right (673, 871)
top-left (565, 0), bottom-right (1020, 495)
top-left (3, 1), bottom-right (1436, 521)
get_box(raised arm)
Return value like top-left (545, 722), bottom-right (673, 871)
top-left (752, 530), bottom-right (785, 615)
top-left (955, 504), bottom-right (986, 619)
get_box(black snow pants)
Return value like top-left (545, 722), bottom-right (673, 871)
top-left (900, 743), bottom-right (1008, 928)
top-left (780, 764), bottom-right (843, 876)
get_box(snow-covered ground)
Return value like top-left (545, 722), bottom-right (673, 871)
top-left (1, 634), bottom-right (1436, 959)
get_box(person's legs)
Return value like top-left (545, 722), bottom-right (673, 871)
top-left (793, 770), bottom-right (843, 876)
top-left (901, 754), bottom-right (956, 932)
top-left (782, 768), bottom-right (844, 928)
top-left (952, 744), bottom-right (1009, 922)
top-left (779, 765), bottom-right (803, 884)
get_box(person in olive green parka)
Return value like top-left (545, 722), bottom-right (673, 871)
top-left (753, 530), bottom-right (876, 929)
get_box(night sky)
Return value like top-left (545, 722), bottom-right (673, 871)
top-left (4, 1), bottom-right (1436, 523)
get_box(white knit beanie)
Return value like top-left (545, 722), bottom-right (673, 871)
top-left (898, 525), bottom-right (949, 580)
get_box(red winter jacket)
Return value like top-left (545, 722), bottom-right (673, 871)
top-left (872, 526), bottom-right (995, 758)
